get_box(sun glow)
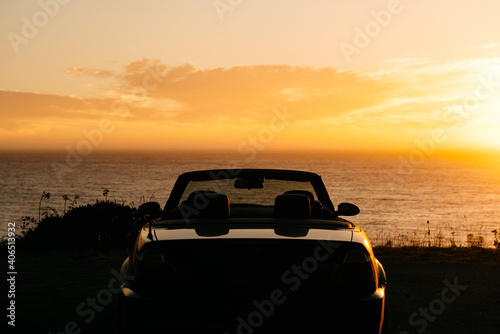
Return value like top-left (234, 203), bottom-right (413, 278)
top-left (2, 1), bottom-right (500, 157)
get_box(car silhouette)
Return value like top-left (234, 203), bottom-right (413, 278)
top-left (118, 169), bottom-right (387, 333)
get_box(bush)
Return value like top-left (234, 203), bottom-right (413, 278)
top-left (5, 200), bottom-right (148, 250)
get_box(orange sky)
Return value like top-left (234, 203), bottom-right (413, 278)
top-left (1, 0), bottom-right (500, 157)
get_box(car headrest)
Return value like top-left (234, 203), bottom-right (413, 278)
top-left (187, 191), bottom-right (230, 218)
top-left (187, 190), bottom-right (218, 204)
top-left (274, 194), bottom-right (311, 219)
top-left (283, 190), bottom-right (314, 202)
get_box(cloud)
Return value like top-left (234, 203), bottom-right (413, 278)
top-left (0, 90), bottom-right (112, 129)
top-left (66, 67), bottom-right (116, 78)
top-left (81, 59), bottom-right (405, 125)
top-left (2, 57), bottom-right (497, 151)
top-left (105, 58), bottom-right (496, 131)
top-left (470, 43), bottom-right (500, 49)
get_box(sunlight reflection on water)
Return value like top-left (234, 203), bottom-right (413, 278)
top-left (1, 151), bottom-right (499, 247)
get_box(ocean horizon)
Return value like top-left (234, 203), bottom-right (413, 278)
top-left (1, 150), bottom-right (499, 247)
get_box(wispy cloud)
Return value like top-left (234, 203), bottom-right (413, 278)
top-left (2, 57), bottom-right (498, 151)
top-left (470, 43), bottom-right (500, 49)
top-left (66, 67), bottom-right (116, 78)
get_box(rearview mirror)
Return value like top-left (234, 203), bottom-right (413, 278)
top-left (138, 202), bottom-right (161, 217)
top-left (337, 203), bottom-right (360, 216)
top-left (234, 177), bottom-right (264, 189)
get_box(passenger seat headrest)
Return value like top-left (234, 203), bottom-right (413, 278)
top-left (274, 194), bottom-right (311, 219)
top-left (188, 191), bottom-right (230, 218)
top-left (283, 190), bottom-right (314, 202)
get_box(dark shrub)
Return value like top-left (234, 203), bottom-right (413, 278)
top-left (62, 200), bottom-right (144, 249)
top-left (8, 201), bottom-right (146, 250)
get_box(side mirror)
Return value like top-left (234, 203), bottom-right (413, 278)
top-left (138, 202), bottom-right (161, 218)
top-left (337, 202), bottom-right (360, 216)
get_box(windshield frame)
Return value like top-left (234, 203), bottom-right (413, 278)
top-left (163, 169), bottom-right (335, 214)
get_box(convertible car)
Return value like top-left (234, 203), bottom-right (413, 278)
top-left (118, 169), bottom-right (387, 333)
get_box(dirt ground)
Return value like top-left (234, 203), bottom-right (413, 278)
top-left (375, 247), bottom-right (500, 334)
top-left (2, 247), bottom-right (499, 334)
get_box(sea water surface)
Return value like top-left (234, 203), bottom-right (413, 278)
top-left (1, 150), bottom-right (499, 247)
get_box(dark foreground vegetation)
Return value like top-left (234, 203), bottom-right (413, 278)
top-left (2, 196), bottom-right (499, 333)
top-left (2, 192), bottom-right (147, 251)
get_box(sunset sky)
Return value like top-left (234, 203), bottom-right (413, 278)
top-left (1, 0), bottom-right (500, 156)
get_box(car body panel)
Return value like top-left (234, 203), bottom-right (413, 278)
top-left (141, 220), bottom-right (355, 243)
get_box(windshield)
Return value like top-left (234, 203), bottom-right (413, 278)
top-left (180, 178), bottom-right (317, 206)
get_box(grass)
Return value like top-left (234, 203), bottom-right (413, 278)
top-left (369, 221), bottom-right (499, 249)
top-left (3, 190), bottom-right (499, 252)
top-left (374, 244), bottom-right (499, 264)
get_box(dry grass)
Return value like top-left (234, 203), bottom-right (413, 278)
top-left (369, 221), bottom-right (499, 249)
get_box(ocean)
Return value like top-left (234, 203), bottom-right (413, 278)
top-left (1, 150), bottom-right (499, 247)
